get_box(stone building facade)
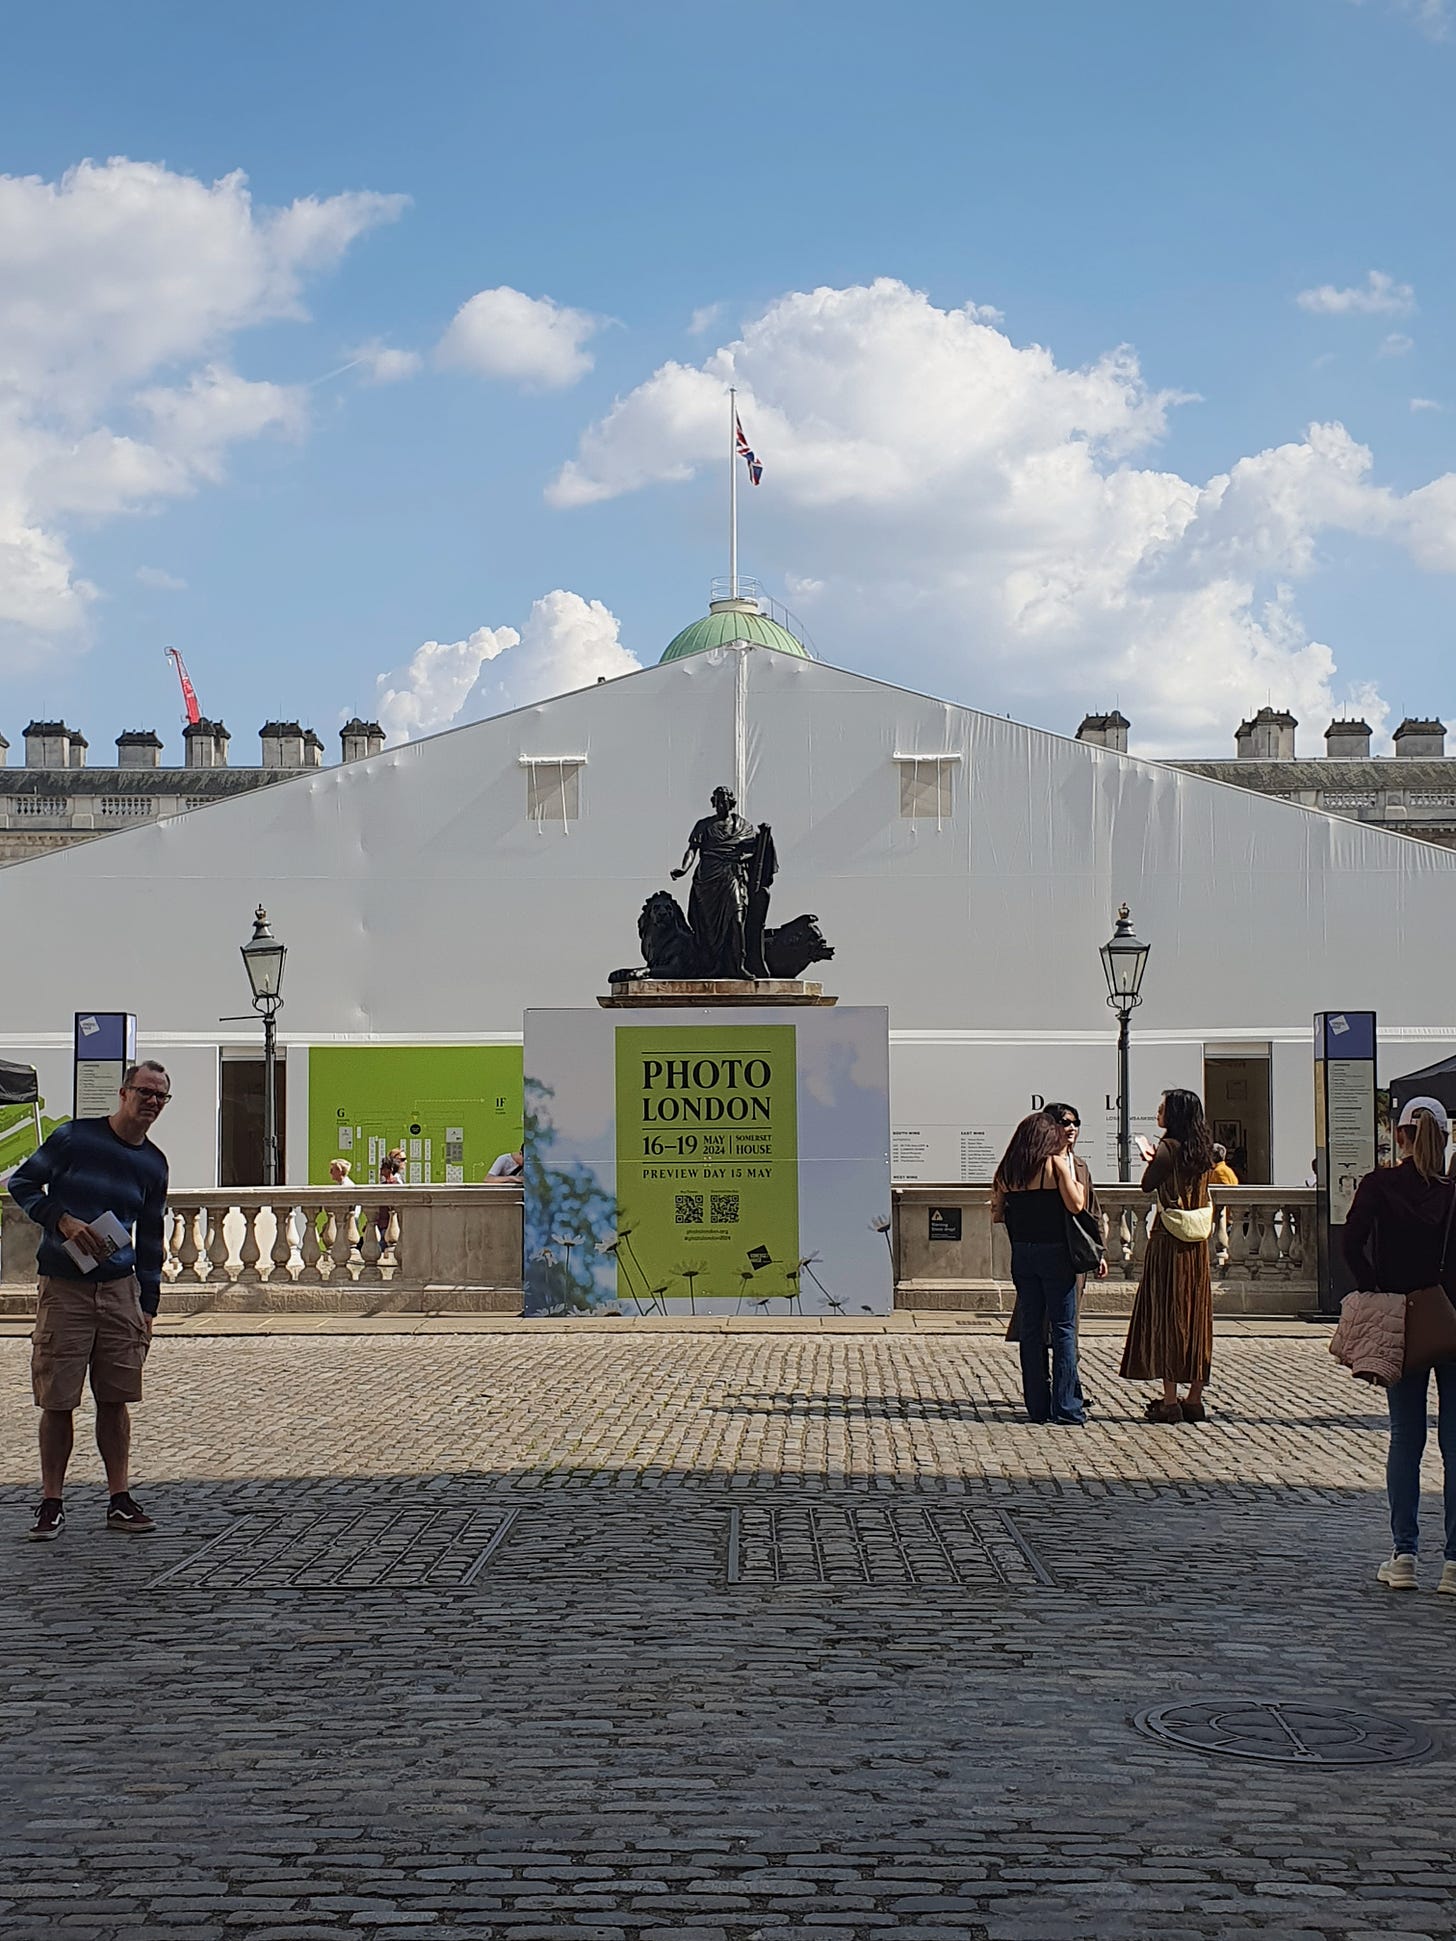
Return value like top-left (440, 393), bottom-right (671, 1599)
top-left (1077, 708), bottom-right (1456, 850)
top-left (0, 717), bottom-right (385, 864)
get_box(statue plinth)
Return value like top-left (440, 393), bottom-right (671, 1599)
top-left (599, 978), bottom-right (837, 1008)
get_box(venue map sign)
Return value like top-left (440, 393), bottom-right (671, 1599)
top-left (1314, 1010), bottom-right (1377, 1315)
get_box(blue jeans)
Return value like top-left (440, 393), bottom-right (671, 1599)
top-left (1387, 1359), bottom-right (1456, 1560)
top-left (1010, 1240), bottom-right (1084, 1424)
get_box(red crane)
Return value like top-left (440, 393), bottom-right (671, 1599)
top-left (165, 647), bottom-right (202, 726)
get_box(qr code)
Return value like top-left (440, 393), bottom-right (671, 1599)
top-left (711, 1192), bottom-right (740, 1225)
top-left (674, 1193), bottom-right (704, 1224)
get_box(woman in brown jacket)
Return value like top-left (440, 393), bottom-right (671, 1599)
top-left (1120, 1087), bottom-right (1216, 1423)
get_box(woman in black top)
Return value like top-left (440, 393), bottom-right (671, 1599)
top-left (1343, 1097), bottom-right (1456, 1594)
top-left (992, 1110), bottom-right (1088, 1425)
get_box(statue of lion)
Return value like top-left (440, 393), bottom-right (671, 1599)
top-left (763, 913), bottom-right (835, 980)
top-left (608, 890), bottom-right (707, 982)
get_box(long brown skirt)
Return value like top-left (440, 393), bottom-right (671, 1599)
top-left (1119, 1225), bottom-right (1213, 1386)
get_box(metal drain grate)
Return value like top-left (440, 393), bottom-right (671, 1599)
top-left (150, 1504), bottom-right (519, 1592)
top-left (1136, 1700), bottom-right (1433, 1767)
top-left (726, 1504), bottom-right (1055, 1588)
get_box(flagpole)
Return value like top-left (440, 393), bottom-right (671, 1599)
top-left (729, 385), bottom-right (738, 600)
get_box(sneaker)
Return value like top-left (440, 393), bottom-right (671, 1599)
top-left (25, 1498), bottom-right (64, 1542)
top-left (1438, 1562), bottom-right (1456, 1597)
top-left (1378, 1553), bottom-right (1418, 1590)
top-left (105, 1493), bottom-right (156, 1535)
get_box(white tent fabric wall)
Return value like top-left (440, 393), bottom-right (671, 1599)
top-left (0, 644), bottom-right (1451, 1185)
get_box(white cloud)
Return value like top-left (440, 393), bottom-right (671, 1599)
top-left (1296, 269), bottom-right (1415, 317)
top-left (548, 277), bottom-right (1456, 754)
top-left (348, 338), bottom-right (421, 385)
top-left (475, 590), bottom-right (641, 711)
top-left (1410, 396), bottom-right (1443, 412)
top-left (1373, 0), bottom-right (1452, 39)
top-left (688, 303), bottom-right (724, 336)
top-left (375, 625), bottom-right (519, 744)
top-left (436, 286), bottom-right (603, 390)
top-left (135, 565), bottom-right (186, 591)
top-left (375, 591), bottom-right (641, 744)
top-left (1378, 331), bottom-right (1415, 357)
top-left (0, 157), bottom-right (406, 665)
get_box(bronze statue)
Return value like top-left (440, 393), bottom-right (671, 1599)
top-left (670, 786), bottom-right (762, 980)
top-left (605, 785), bottom-right (836, 984)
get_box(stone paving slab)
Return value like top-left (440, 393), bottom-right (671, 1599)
top-left (0, 1328), bottom-right (1451, 1940)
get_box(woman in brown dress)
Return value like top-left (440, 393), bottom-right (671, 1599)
top-left (1120, 1087), bottom-right (1216, 1423)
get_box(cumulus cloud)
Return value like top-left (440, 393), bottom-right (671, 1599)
top-left (547, 277), bottom-right (1456, 753)
top-left (1410, 396), bottom-right (1443, 412)
top-left (375, 591), bottom-right (641, 744)
top-left (688, 303), bottom-right (724, 336)
top-left (375, 625), bottom-right (520, 744)
top-left (135, 565), bottom-right (186, 591)
top-left (477, 590), bottom-right (641, 710)
top-left (348, 338), bottom-right (421, 384)
top-left (0, 157), bottom-right (406, 665)
top-left (1296, 269), bottom-right (1415, 316)
top-left (1378, 331), bottom-right (1415, 357)
top-left (436, 286), bottom-right (603, 390)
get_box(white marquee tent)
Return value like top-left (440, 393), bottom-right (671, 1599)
top-left (1, 642), bottom-right (1452, 1185)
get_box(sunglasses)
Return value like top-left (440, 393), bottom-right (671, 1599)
top-left (126, 1087), bottom-right (171, 1104)
top-left (1060, 1116), bottom-right (1080, 1129)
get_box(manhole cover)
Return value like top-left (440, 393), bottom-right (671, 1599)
top-left (1136, 1700), bottom-right (1432, 1767)
top-left (727, 1504), bottom-right (1055, 1588)
top-left (150, 1504), bottom-right (519, 1591)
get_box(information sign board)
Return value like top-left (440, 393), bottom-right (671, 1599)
top-left (73, 1013), bottom-right (136, 1120)
top-left (1314, 1011), bottom-right (1377, 1314)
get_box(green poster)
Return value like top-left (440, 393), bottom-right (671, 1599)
top-left (308, 1045), bottom-right (522, 1184)
top-left (613, 1023), bottom-right (798, 1308)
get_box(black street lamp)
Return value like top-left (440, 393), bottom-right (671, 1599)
top-left (240, 905), bottom-right (287, 1187)
top-left (1100, 902), bottom-right (1150, 1184)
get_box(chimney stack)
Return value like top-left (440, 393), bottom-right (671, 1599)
top-left (116, 729), bottom-right (163, 770)
top-left (259, 720), bottom-right (307, 769)
top-left (1239, 707), bottom-right (1297, 760)
top-left (1075, 710), bottom-right (1130, 754)
top-left (302, 729), bottom-right (324, 770)
top-left (1393, 717), bottom-right (1446, 759)
top-left (183, 718), bottom-right (230, 769)
top-left (0, 730), bottom-right (8, 770)
top-left (340, 717), bottom-right (386, 763)
top-left (23, 720), bottom-right (74, 769)
top-left (1324, 719), bottom-right (1372, 760)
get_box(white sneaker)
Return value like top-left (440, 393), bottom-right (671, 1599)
top-left (1378, 1553), bottom-right (1418, 1589)
top-left (1438, 1562), bottom-right (1456, 1596)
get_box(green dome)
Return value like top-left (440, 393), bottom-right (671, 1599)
top-left (660, 606), bottom-right (810, 664)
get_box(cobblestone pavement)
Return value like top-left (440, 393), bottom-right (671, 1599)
top-left (1, 1321), bottom-right (1453, 1941)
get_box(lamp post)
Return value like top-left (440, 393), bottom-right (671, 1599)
top-left (1100, 902), bottom-right (1150, 1184)
top-left (240, 905), bottom-right (287, 1187)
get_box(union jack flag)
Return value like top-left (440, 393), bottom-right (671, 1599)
top-left (735, 412), bottom-right (763, 486)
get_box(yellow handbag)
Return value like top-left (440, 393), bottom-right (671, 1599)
top-left (1159, 1201), bottom-right (1214, 1243)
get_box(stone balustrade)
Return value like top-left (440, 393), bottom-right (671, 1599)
top-left (894, 1185), bottom-right (1318, 1316)
top-left (4, 1182), bottom-right (1319, 1317)
top-left (1, 1187), bottom-right (523, 1315)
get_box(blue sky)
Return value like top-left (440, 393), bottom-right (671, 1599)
top-left (0, 0), bottom-right (1451, 758)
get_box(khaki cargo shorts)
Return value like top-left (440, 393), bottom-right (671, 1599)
top-left (31, 1274), bottom-right (151, 1412)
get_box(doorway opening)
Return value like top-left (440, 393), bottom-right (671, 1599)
top-left (219, 1054), bottom-right (287, 1187)
top-left (1203, 1053), bottom-right (1271, 1184)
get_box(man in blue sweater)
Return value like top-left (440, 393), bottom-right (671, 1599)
top-left (9, 1059), bottom-right (171, 1541)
